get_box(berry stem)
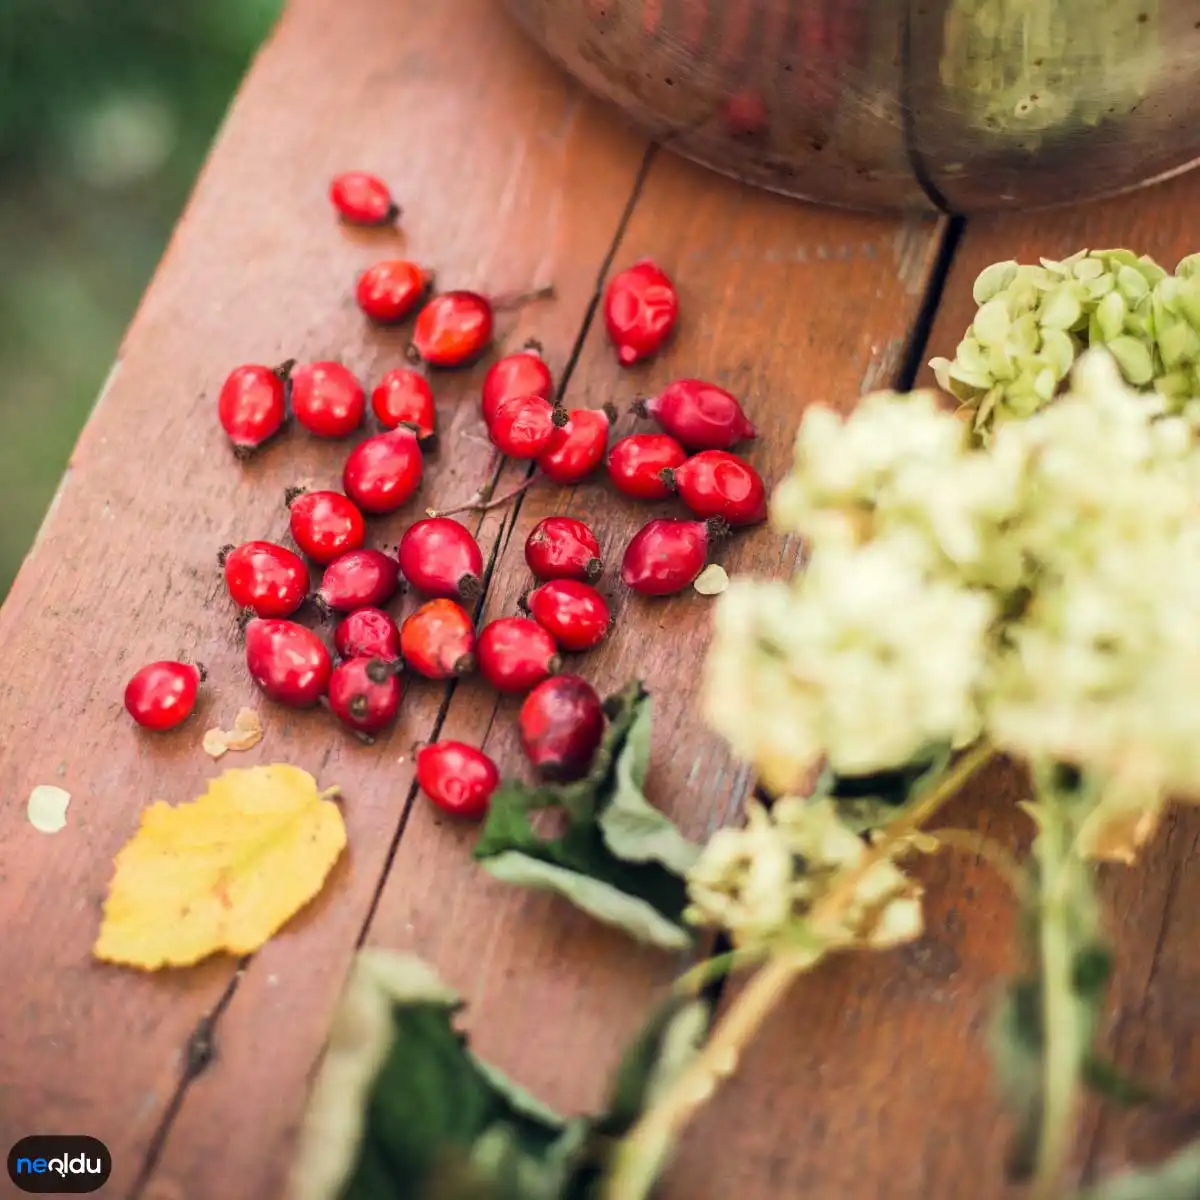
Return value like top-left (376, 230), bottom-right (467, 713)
top-left (428, 475), bottom-right (537, 518)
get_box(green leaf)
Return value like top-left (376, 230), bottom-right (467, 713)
top-left (1073, 1140), bottom-right (1200, 1200)
top-left (474, 682), bottom-right (698, 949)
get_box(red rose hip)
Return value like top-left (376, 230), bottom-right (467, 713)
top-left (244, 618), bottom-right (332, 707)
top-left (371, 369), bottom-right (436, 439)
top-left (220, 540), bottom-right (309, 618)
top-left (315, 548), bottom-right (401, 615)
top-left (355, 259), bottom-right (429, 325)
top-left (397, 517), bottom-right (483, 600)
top-left (287, 489), bottom-right (366, 564)
top-left (481, 347), bottom-right (553, 424)
top-left (522, 580), bottom-right (611, 652)
top-left (124, 661), bottom-right (203, 731)
top-left (607, 433), bottom-right (687, 500)
top-left (334, 608), bottom-right (401, 661)
top-left (519, 675), bottom-right (605, 782)
top-left (525, 517), bottom-right (602, 582)
top-left (477, 617), bottom-right (560, 693)
top-left (343, 427), bottom-right (424, 514)
top-left (330, 171), bottom-right (399, 226)
top-left (217, 361), bottom-right (291, 457)
top-left (290, 361), bottom-right (366, 439)
top-left (536, 406), bottom-right (612, 484)
top-left (409, 291), bottom-right (494, 368)
top-left (328, 656), bottom-right (403, 735)
top-left (488, 394), bottom-right (559, 459)
top-left (417, 741), bottom-right (499, 819)
top-left (400, 599), bottom-right (477, 679)
top-left (634, 379), bottom-right (757, 451)
top-left (604, 259), bottom-right (679, 366)
top-left (663, 450), bottom-right (767, 526)
top-left (621, 517), bottom-right (728, 596)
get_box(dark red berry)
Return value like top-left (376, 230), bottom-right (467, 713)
top-left (518, 675), bottom-right (605, 782)
top-left (291, 361), bottom-right (367, 439)
top-left (488, 394), bottom-right (559, 459)
top-left (397, 517), bottom-right (483, 600)
top-left (244, 618), bottom-right (332, 707)
top-left (416, 741), bottom-right (499, 819)
top-left (400, 599), bottom-right (477, 679)
top-left (287, 489), bottom-right (366, 564)
top-left (328, 656), bottom-right (403, 735)
top-left (634, 379), bottom-right (757, 451)
top-left (663, 450), bottom-right (767, 526)
top-left (217, 362), bottom-right (290, 456)
top-left (477, 616), bottom-right (560, 693)
top-left (621, 517), bottom-right (728, 596)
top-left (343, 427), bottom-right (424, 514)
top-left (522, 580), bottom-right (610, 652)
top-left (481, 348), bottom-right (553, 424)
top-left (221, 540), bottom-right (309, 618)
top-left (607, 433), bottom-right (687, 500)
top-left (355, 260), bottom-right (429, 325)
top-left (371, 369), bottom-right (436, 439)
top-left (604, 259), bottom-right (679, 366)
top-left (124, 661), bottom-right (203, 731)
top-left (316, 548), bottom-right (401, 615)
top-left (536, 407), bottom-right (612, 485)
top-left (409, 291), bottom-right (494, 368)
top-left (525, 517), bottom-right (602, 582)
top-left (334, 607), bottom-right (401, 661)
top-left (330, 171), bottom-right (399, 226)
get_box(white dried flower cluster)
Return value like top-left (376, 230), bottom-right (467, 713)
top-left (929, 250), bottom-right (1200, 435)
top-left (684, 798), bottom-right (923, 952)
top-left (703, 350), bottom-right (1200, 812)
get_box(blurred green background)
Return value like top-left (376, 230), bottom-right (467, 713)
top-left (0, 0), bottom-right (281, 599)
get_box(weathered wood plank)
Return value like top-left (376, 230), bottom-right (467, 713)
top-left (0, 0), bottom-right (647, 1193)
top-left (360, 140), bottom-right (947, 1166)
top-left (671, 169), bottom-right (1200, 1200)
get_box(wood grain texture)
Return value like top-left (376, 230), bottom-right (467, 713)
top-left (362, 142), bottom-right (947, 1169)
top-left (671, 168), bottom-right (1200, 1200)
top-left (0, 0), bottom-right (646, 1194)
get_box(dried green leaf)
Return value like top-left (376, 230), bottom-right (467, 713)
top-left (1107, 336), bottom-right (1156, 386)
top-left (474, 682), bottom-right (697, 949)
top-left (973, 260), bottom-right (1020, 305)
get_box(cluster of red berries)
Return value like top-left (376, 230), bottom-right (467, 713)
top-left (123, 170), bottom-right (767, 821)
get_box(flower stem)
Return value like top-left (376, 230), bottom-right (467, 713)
top-left (427, 475), bottom-right (536, 519)
top-left (605, 741), bottom-right (995, 1200)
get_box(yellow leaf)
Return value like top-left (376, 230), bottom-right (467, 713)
top-left (94, 764), bottom-right (346, 969)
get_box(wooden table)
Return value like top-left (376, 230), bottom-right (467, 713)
top-left (3, 1), bottom-right (1199, 1196)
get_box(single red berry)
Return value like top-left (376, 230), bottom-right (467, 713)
top-left (371, 369), bottom-right (436, 439)
top-left (316, 548), bottom-right (401, 616)
top-left (291, 361), bottom-right (367, 439)
top-left (244, 618), bottom-right (332, 708)
top-left (607, 433), bottom-right (687, 500)
top-left (536, 406), bottom-right (613, 485)
top-left (124, 661), bottom-right (203, 731)
top-left (416, 740), bottom-right (499, 819)
top-left (662, 450), bottom-right (767, 526)
top-left (220, 540), bottom-right (309, 618)
top-left (604, 259), bottom-right (679, 366)
top-left (488, 394), bottom-right (559, 459)
top-left (334, 607), bottom-right (401, 661)
top-left (525, 517), bottom-right (602, 582)
top-left (400, 599), bottom-right (477, 679)
top-left (330, 171), bottom-right (400, 226)
top-left (518, 674), bottom-right (605, 782)
top-left (409, 291), bottom-right (494, 368)
top-left (287, 489), bottom-right (366, 564)
top-left (343, 427), bottom-right (424, 514)
top-left (328, 656), bottom-right (403, 735)
top-left (481, 347), bottom-right (553, 424)
top-left (397, 517), bottom-right (483, 601)
top-left (634, 379), bottom-right (757, 451)
top-left (521, 580), bottom-right (611, 652)
top-left (477, 616), bottom-right (560, 693)
top-left (355, 260), bottom-right (429, 325)
top-left (621, 517), bottom-right (729, 596)
top-left (217, 361), bottom-right (291, 457)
